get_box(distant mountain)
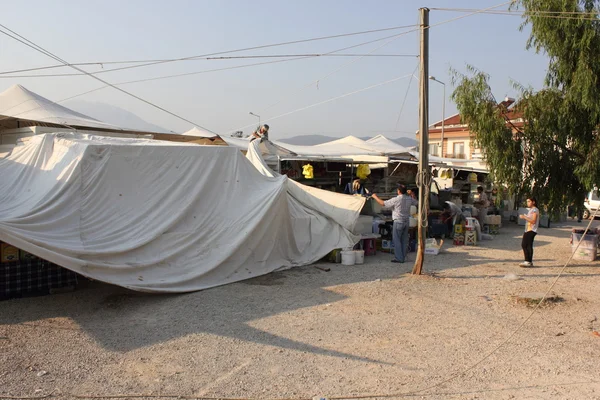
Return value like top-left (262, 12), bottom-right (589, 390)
top-left (278, 135), bottom-right (337, 146)
top-left (391, 137), bottom-right (418, 148)
top-left (279, 134), bottom-right (417, 147)
top-left (65, 100), bottom-right (171, 133)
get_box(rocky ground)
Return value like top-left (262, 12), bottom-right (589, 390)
top-left (1, 220), bottom-right (599, 400)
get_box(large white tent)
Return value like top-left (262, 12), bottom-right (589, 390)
top-left (0, 85), bottom-right (122, 131)
top-left (0, 132), bottom-right (363, 293)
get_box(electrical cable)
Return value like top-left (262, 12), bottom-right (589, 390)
top-left (0, 23), bottom-right (216, 133)
top-left (254, 29), bottom-right (421, 115)
top-left (229, 0), bottom-right (513, 135)
top-left (0, 24), bottom-right (419, 79)
top-left (0, 29), bottom-right (420, 121)
top-left (429, 7), bottom-right (600, 21)
top-left (230, 73), bottom-right (416, 134)
top-left (0, 54), bottom-right (418, 77)
top-left (394, 64), bottom-right (419, 130)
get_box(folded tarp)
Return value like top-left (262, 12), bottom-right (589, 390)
top-left (0, 133), bottom-right (364, 293)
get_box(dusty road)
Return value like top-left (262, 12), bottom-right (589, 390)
top-left (1, 220), bottom-right (599, 399)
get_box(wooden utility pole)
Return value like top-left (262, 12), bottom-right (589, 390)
top-left (413, 8), bottom-right (429, 275)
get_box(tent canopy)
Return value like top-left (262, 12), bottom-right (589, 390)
top-left (0, 84), bottom-right (122, 131)
top-left (0, 132), bottom-right (363, 293)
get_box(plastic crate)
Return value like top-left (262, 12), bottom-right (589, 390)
top-left (571, 233), bottom-right (598, 249)
top-left (571, 244), bottom-right (596, 261)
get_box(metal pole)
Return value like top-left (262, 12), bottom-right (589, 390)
top-left (413, 8), bottom-right (429, 275)
top-left (249, 112), bottom-right (261, 127)
top-left (441, 83), bottom-right (445, 157)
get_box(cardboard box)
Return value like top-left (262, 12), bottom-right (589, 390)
top-left (1, 243), bottom-right (20, 263)
top-left (425, 238), bottom-right (442, 255)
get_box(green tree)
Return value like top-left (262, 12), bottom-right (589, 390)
top-left (451, 0), bottom-right (600, 215)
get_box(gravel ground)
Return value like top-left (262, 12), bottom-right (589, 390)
top-left (1, 220), bottom-right (599, 400)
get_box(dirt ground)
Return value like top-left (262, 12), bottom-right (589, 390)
top-left (1, 220), bottom-right (599, 400)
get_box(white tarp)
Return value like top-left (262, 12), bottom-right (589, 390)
top-left (181, 126), bottom-right (216, 138)
top-left (0, 85), bottom-right (121, 130)
top-left (0, 133), bottom-right (363, 293)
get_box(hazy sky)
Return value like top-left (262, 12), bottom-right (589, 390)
top-left (0, 0), bottom-right (548, 138)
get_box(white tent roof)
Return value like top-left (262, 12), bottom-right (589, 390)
top-left (365, 135), bottom-right (412, 155)
top-left (0, 132), bottom-right (363, 293)
top-left (181, 126), bottom-right (216, 138)
top-left (276, 136), bottom-right (383, 158)
top-left (0, 84), bottom-right (121, 131)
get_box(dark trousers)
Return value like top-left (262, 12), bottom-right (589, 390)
top-left (521, 231), bottom-right (537, 262)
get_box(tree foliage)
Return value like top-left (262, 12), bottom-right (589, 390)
top-left (451, 0), bottom-right (600, 213)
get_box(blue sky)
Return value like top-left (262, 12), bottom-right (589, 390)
top-left (0, 0), bottom-right (548, 138)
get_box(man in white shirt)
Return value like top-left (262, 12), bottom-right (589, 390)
top-left (371, 184), bottom-right (418, 263)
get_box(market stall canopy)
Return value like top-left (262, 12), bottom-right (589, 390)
top-left (273, 136), bottom-right (384, 163)
top-left (0, 132), bottom-right (361, 292)
top-left (0, 85), bottom-right (122, 131)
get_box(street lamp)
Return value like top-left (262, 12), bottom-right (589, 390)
top-left (249, 112), bottom-right (261, 127)
top-left (429, 76), bottom-right (446, 158)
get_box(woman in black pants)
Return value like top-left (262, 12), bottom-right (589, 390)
top-left (518, 197), bottom-right (539, 267)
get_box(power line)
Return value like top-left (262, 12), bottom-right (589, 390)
top-left (430, 7), bottom-right (600, 21)
top-left (0, 28), bottom-right (422, 121)
top-left (0, 53), bottom-right (419, 76)
top-left (430, 7), bottom-right (599, 15)
top-left (0, 53), bottom-right (419, 79)
top-left (255, 28), bottom-right (421, 115)
top-left (0, 24), bottom-right (418, 79)
top-left (231, 73), bottom-right (416, 134)
top-left (0, 23), bottom-right (216, 134)
top-left (395, 64), bottom-right (419, 130)
top-left (231, 1), bottom-right (514, 134)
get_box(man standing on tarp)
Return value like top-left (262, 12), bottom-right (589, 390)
top-left (371, 184), bottom-right (417, 264)
top-left (250, 124), bottom-right (269, 142)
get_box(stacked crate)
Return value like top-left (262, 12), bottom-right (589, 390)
top-left (453, 223), bottom-right (465, 245)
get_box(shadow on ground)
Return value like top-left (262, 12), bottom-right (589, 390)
top-left (1, 220), bottom-right (598, 359)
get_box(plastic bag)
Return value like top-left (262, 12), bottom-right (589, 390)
top-left (302, 164), bottom-right (314, 179)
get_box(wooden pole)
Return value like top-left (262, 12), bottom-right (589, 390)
top-left (413, 8), bottom-right (429, 275)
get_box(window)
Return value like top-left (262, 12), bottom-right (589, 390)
top-left (429, 143), bottom-right (439, 156)
top-left (453, 142), bottom-right (465, 158)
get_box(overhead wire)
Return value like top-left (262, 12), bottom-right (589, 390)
top-left (0, 28), bottom-right (421, 122)
top-left (0, 54), bottom-right (419, 78)
top-left (0, 54), bottom-right (418, 77)
top-left (0, 24), bottom-right (419, 79)
top-left (394, 64), bottom-right (419, 130)
top-left (255, 30), bottom-right (420, 115)
top-left (0, 23), bottom-right (216, 133)
top-left (430, 7), bottom-right (600, 21)
top-left (254, 73), bottom-right (416, 126)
